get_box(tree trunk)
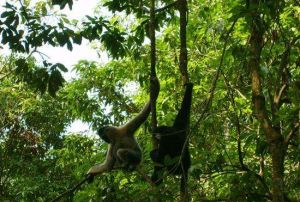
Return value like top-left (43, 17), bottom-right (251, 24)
top-left (269, 139), bottom-right (285, 202)
top-left (248, 5), bottom-right (286, 201)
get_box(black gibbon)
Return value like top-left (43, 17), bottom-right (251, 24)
top-left (150, 82), bottom-right (193, 190)
top-left (87, 78), bottom-right (160, 179)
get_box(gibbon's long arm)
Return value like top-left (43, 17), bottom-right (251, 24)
top-left (173, 83), bottom-right (193, 129)
top-left (87, 144), bottom-right (115, 174)
top-left (123, 78), bottom-right (160, 133)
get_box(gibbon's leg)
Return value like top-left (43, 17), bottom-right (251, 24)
top-left (86, 162), bottom-right (112, 183)
top-left (87, 144), bottom-right (115, 175)
top-left (117, 148), bottom-right (141, 170)
top-left (87, 163), bottom-right (110, 174)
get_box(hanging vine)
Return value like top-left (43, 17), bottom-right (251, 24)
top-left (150, 0), bottom-right (159, 149)
top-left (178, 0), bottom-right (189, 84)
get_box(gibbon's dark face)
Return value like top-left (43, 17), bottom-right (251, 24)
top-left (97, 126), bottom-right (111, 143)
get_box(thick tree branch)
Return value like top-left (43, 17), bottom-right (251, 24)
top-left (50, 176), bottom-right (90, 202)
top-left (249, 16), bottom-right (280, 143)
top-left (248, 2), bottom-right (288, 201)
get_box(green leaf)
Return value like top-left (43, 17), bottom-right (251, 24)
top-left (52, 0), bottom-right (73, 10)
top-left (35, 68), bottom-right (49, 94)
top-left (73, 33), bottom-right (82, 44)
top-left (15, 58), bottom-right (29, 75)
top-left (48, 69), bottom-right (65, 96)
top-left (255, 139), bottom-right (268, 155)
top-left (53, 63), bottom-right (68, 72)
top-left (1, 30), bottom-right (8, 44)
top-left (1, 11), bottom-right (14, 18)
top-left (56, 33), bottom-right (68, 46)
top-left (164, 155), bottom-right (180, 166)
top-left (4, 15), bottom-right (15, 25)
top-left (66, 40), bottom-right (73, 51)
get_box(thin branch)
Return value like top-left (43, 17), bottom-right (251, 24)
top-left (231, 164), bottom-right (271, 195)
top-left (178, 0), bottom-right (189, 199)
top-left (284, 122), bottom-right (299, 145)
top-left (191, 17), bottom-right (239, 129)
top-left (155, 1), bottom-right (177, 13)
top-left (0, 72), bottom-right (13, 81)
top-left (221, 72), bottom-right (246, 170)
top-left (290, 35), bottom-right (300, 46)
top-left (143, 2), bottom-right (177, 14)
top-left (274, 84), bottom-right (287, 105)
top-left (182, 19), bottom-right (240, 168)
top-left (274, 46), bottom-right (290, 109)
top-left (136, 167), bottom-right (156, 187)
top-left (258, 154), bottom-right (265, 177)
top-left (50, 176), bottom-right (90, 202)
top-left (149, 0), bottom-right (159, 150)
top-left (18, 0), bottom-right (31, 23)
top-left (186, 15), bottom-right (271, 196)
top-left (274, 36), bottom-right (300, 108)
top-left (178, 0), bottom-right (189, 84)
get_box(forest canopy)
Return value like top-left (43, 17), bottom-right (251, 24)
top-left (0, 0), bottom-right (299, 201)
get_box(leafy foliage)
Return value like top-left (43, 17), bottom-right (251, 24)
top-left (14, 58), bottom-right (66, 96)
top-left (52, 0), bottom-right (74, 10)
top-left (0, 0), bottom-right (299, 201)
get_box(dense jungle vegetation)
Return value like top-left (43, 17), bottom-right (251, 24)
top-left (0, 0), bottom-right (299, 201)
